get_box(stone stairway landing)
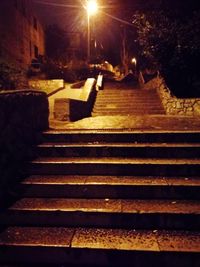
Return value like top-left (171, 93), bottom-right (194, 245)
top-left (92, 83), bottom-right (165, 116)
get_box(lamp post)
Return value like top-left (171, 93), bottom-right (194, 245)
top-left (86, 0), bottom-right (98, 62)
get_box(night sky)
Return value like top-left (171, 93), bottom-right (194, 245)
top-left (33, 0), bottom-right (200, 32)
top-left (33, 0), bottom-right (133, 64)
top-left (32, 0), bottom-right (199, 64)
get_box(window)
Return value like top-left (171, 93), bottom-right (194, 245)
top-left (22, 3), bottom-right (26, 17)
top-left (33, 17), bottom-right (37, 30)
top-left (30, 41), bottom-right (32, 57)
top-left (15, 0), bottom-right (26, 17)
top-left (14, 0), bottom-right (18, 9)
top-left (34, 45), bottom-right (38, 58)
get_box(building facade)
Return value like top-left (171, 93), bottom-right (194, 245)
top-left (0, 0), bottom-right (45, 69)
top-left (67, 32), bottom-right (83, 60)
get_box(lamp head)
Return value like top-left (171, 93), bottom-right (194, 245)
top-left (87, 0), bottom-right (98, 16)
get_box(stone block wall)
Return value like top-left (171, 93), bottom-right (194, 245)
top-left (156, 77), bottom-right (200, 116)
top-left (29, 79), bottom-right (64, 95)
top-left (0, 1), bottom-right (45, 68)
top-left (0, 90), bottom-right (49, 205)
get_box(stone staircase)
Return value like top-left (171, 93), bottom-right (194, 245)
top-left (92, 83), bottom-right (165, 116)
top-left (0, 130), bottom-right (200, 266)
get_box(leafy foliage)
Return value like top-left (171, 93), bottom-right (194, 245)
top-left (0, 60), bottom-right (17, 90)
top-left (133, 3), bottom-right (200, 97)
top-left (43, 59), bottom-right (91, 83)
top-left (0, 60), bottom-right (28, 90)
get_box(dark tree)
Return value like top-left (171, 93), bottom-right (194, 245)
top-left (132, 0), bottom-right (200, 97)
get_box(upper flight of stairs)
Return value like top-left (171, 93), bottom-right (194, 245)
top-left (0, 130), bottom-right (200, 266)
top-left (92, 83), bottom-right (165, 116)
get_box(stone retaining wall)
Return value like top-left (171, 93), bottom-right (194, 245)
top-left (0, 90), bottom-right (49, 205)
top-left (154, 77), bottom-right (200, 116)
top-left (54, 78), bottom-right (97, 122)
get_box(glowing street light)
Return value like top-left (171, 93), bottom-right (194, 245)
top-left (131, 57), bottom-right (137, 75)
top-left (131, 57), bottom-right (137, 66)
top-left (86, 0), bottom-right (98, 61)
top-left (87, 0), bottom-right (98, 16)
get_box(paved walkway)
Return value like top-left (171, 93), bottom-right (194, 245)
top-left (48, 83), bottom-right (200, 132)
top-left (49, 114), bottom-right (200, 132)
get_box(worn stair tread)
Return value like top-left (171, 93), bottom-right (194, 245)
top-left (19, 175), bottom-right (200, 200)
top-left (8, 198), bottom-right (200, 214)
top-left (94, 109), bottom-right (164, 112)
top-left (94, 103), bottom-right (163, 106)
top-left (0, 226), bottom-right (74, 247)
top-left (43, 129), bottom-right (200, 133)
top-left (96, 94), bottom-right (161, 96)
top-left (92, 112), bottom-right (166, 115)
top-left (93, 107), bottom-right (164, 110)
top-left (31, 157), bottom-right (200, 164)
top-left (100, 96), bottom-right (160, 98)
top-left (38, 142), bottom-right (200, 148)
top-left (95, 100), bottom-right (161, 103)
top-left (92, 111), bottom-right (165, 114)
top-left (96, 95), bottom-right (160, 98)
top-left (94, 99), bottom-right (162, 102)
top-left (94, 101), bottom-right (162, 103)
top-left (0, 227), bottom-right (199, 253)
top-left (96, 92), bottom-right (158, 94)
top-left (22, 175), bottom-right (200, 187)
top-left (94, 104), bottom-right (163, 107)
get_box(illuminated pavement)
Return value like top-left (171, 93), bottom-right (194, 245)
top-left (48, 82), bottom-right (200, 131)
top-left (49, 114), bottom-right (200, 131)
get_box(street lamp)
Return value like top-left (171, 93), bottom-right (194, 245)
top-left (131, 57), bottom-right (137, 67)
top-left (86, 0), bottom-right (98, 62)
top-left (131, 57), bottom-right (137, 74)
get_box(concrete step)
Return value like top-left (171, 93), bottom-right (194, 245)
top-left (1, 126), bottom-right (200, 266)
top-left (93, 88), bottom-right (164, 116)
top-left (93, 106), bottom-right (164, 111)
top-left (92, 111), bottom-right (166, 116)
top-left (95, 91), bottom-right (161, 98)
top-left (0, 227), bottom-right (199, 266)
top-left (19, 175), bottom-right (200, 199)
top-left (94, 100), bottom-right (163, 105)
top-left (95, 97), bottom-right (160, 101)
top-left (1, 198), bottom-right (199, 229)
top-left (95, 92), bottom-right (160, 96)
top-left (95, 102), bottom-right (162, 108)
top-left (41, 131), bottom-right (200, 143)
top-left (29, 157), bottom-right (200, 176)
top-left (95, 94), bottom-right (162, 98)
top-left (37, 142), bottom-right (200, 158)
top-left (97, 90), bottom-right (159, 96)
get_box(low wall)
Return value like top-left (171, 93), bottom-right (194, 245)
top-left (29, 79), bottom-right (64, 95)
top-left (54, 78), bottom-right (97, 122)
top-left (0, 90), bottom-right (49, 205)
top-left (152, 77), bottom-right (200, 116)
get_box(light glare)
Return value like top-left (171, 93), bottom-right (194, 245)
top-left (131, 57), bottom-right (137, 65)
top-left (87, 0), bottom-right (98, 16)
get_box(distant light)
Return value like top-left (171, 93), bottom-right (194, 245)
top-left (131, 57), bottom-right (137, 65)
top-left (87, 0), bottom-right (98, 16)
